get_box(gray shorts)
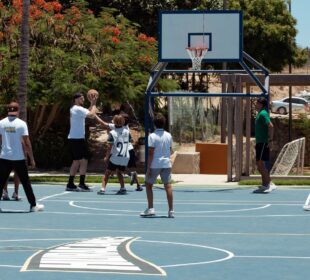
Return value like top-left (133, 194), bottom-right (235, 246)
top-left (146, 168), bottom-right (172, 185)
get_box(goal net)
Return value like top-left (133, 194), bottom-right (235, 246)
top-left (270, 137), bottom-right (306, 176)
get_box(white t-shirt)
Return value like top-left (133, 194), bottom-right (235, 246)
top-left (108, 123), bottom-right (134, 150)
top-left (148, 129), bottom-right (172, 168)
top-left (68, 105), bottom-right (89, 139)
top-left (0, 116), bottom-right (28, 160)
top-left (108, 127), bottom-right (131, 166)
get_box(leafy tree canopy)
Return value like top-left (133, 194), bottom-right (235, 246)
top-left (228, 0), bottom-right (307, 71)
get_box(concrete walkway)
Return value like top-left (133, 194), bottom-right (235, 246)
top-left (27, 171), bottom-right (238, 186)
top-left (171, 174), bottom-right (238, 186)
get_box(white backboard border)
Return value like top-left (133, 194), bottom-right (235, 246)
top-left (159, 10), bottom-right (243, 63)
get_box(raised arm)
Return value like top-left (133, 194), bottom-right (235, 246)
top-left (87, 95), bottom-right (98, 118)
top-left (94, 114), bottom-right (110, 129)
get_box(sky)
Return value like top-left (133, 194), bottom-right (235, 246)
top-left (291, 0), bottom-right (310, 48)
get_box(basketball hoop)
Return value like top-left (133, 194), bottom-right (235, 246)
top-left (186, 47), bottom-right (208, 70)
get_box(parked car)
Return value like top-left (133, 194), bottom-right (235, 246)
top-left (271, 97), bottom-right (309, 115)
top-left (296, 90), bottom-right (310, 103)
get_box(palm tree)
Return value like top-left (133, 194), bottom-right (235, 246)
top-left (18, 0), bottom-right (30, 121)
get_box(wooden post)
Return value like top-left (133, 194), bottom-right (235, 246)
top-left (227, 80), bottom-right (233, 182)
top-left (234, 75), bottom-right (243, 181)
top-left (221, 83), bottom-right (227, 143)
top-left (245, 84), bottom-right (251, 176)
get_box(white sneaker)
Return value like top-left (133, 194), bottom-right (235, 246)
top-left (270, 182), bottom-right (277, 191)
top-left (30, 204), bottom-right (44, 212)
top-left (140, 208), bottom-right (155, 217)
top-left (261, 184), bottom-right (272, 193)
top-left (168, 210), bottom-right (174, 218)
top-left (303, 205), bottom-right (310, 211)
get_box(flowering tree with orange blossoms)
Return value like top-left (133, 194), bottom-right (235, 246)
top-left (0, 0), bottom-right (178, 168)
top-left (0, 0), bottom-right (162, 124)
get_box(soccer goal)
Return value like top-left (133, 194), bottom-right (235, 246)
top-left (270, 137), bottom-right (306, 176)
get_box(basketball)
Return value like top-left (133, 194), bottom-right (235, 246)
top-left (87, 89), bottom-right (99, 101)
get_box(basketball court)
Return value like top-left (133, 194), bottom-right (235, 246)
top-left (1, 183), bottom-right (310, 280)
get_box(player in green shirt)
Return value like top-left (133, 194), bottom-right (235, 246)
top-left (254, 97), bottom-right (275, 193)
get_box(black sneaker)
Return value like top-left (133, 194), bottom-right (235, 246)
top-left (12, 192), bottom-right (21, 201)
top-left (66, 183), bottom-right (79, 192)
top-left (97, 189), bottom-right (106, 195)
top-left (1, 192), bottom-right (10, 201)
top-left (116, 188), bottom-right (127, 195)
top-left (135, 185), bottom-right (143, 191)
top-left (78, 184), bottom-right (92, 192)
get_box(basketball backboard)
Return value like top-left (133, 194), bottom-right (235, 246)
top-left (159, 11), bottom-right (243, 63)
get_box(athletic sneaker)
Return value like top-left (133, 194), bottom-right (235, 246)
top-left (66, 183), bottom-right (79, 192)
top-left (30, 204), bottom-right (44, 212)
top-left (168, 210), bottom-right (175, 218)
top-left (303, 205), bottom-right (310, 211)
top-left (270, 182), bottom-right (277, 191)
top-left (97, 189), bottom-right (106, 195)
top-left (253, 185), bottom-right (271, 193)
top-left (130, 172), bottom-right (137, 185)
top-left (116, 188), bottom-right (127, 195)
top-left (78, 184), bottom-right (92, 192)
top-left (12, 192), bottom-right (21, 201)
top-left (140, 208), bottom-right (155, 217)
top-left (2, 191), bottom-right (10, 201)
top-left (135, 185), bottom-right (144, 191)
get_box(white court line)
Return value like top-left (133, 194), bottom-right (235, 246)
top-left (38, 191), bottom-right (69, 202)
top-left (236, 255), bottom-right (310, 260)
top-left (137, 240), bottom-right (234, 268)
top-left (69, 200), bottom-right (271, 213)
top-left (49, 199), bottom-right (304, 206)
top-left (46, 198), bottom-right (307, 204)
top-left (0, 265), bottom-right (22, 268)
top-left (1, 210), bottom-right (309, 218)
top-left (1, 228), bottom-right (310, 237)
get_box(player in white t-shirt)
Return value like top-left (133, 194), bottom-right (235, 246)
top-left (0, 102), bottom-right (44, 212)
top-left (140, 113), bottom-right (174, 218)
top-left (97, 115), bottom-right (131, 195)
top-left (66, 92), bottom-right (97, 192)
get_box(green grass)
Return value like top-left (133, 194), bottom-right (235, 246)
top-left (28, 176), bottom-right (137, 184)
top-left (239, 179), bottom-right (310, 186)
top-left (25, 176), bottom-right (165, 184)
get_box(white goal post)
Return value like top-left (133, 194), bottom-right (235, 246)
top-left (270, 137), bottom-right (306, 176)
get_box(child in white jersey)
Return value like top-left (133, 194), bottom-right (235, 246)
top-left (95, 112), bottom-right (143, 191)
top-left (97, 115), bottom-right (131, 195)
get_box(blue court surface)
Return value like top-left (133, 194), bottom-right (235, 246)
top-left (1, 183), bottom-right (310, 280)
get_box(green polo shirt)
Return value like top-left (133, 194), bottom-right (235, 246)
top-left (255, 109), bottom-right (270, 143)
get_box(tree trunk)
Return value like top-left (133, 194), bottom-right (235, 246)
top-left (40, 103), bottom-right (61, 138)
top-left (18, 0), bottom-right (30, 121)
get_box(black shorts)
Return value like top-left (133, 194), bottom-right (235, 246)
top-left (255, 143), bottom-right (269, 161)
top-left (107, 161), bottom-right (126, 172)
top-left (127, 149), bottom-right (136, 168)
top-left (68, 139), bottom-right (90, 160)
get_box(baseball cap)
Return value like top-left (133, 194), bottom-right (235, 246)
top-left (257, 97), bottom-right (268, 107)
top-left (7, 102), bottom-right (19, 116)
top-left (73, 93), bottom-right (83, 100)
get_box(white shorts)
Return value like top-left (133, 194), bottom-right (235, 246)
top-left (146, 168), bottom-right (172, 185)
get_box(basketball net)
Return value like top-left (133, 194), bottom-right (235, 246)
top-left (186, 47), bottom-right (208, 70)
